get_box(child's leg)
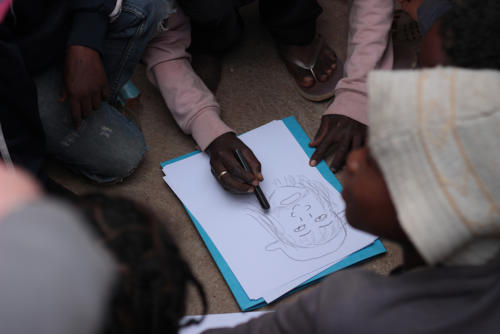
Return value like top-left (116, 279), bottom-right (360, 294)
top-left (398, 0), bottom-right (452, 35)
top-left (178, 0), bottom-right (243, 53)
top-left (102, 0), bottom-right (177, 103)
top-left (415, 0), bottom-right (452, 36)
top-left (37, 0), bottom-right (175, 183)
top-left (36, 66), bottom-right (147, 183)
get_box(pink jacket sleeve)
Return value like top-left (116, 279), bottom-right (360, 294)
top-left (142, 8), bottom-right (234, 151)
top-left (324, 0), bottom-right (394, 125)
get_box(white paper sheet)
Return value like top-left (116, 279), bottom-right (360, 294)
top-left (179, 312), bottom-right (270, 334)
top-left (163, 120), bottom-right (377, 299)
top-left (260, 223), bottom-right (375, 303)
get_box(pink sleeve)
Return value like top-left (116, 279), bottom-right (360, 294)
top-left (324, 0), bottom-right (394, 125)
top-left (141, 8), bottom-right (234, 151)
top-left (0, 0), bottom-right (11, 22)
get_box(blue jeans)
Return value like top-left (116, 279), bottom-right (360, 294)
top-left (36, 0), bottom-right (175, 183)
top-left (417, 0), bottom-right (452, 35)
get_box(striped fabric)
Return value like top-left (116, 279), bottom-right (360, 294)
top-left (368, 67), bottom-right (500, 265)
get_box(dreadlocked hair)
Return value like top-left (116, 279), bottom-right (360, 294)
top-left (440, 0), bottom-right (500, 69)
top-left (76, 193), bottom-right (207, 334)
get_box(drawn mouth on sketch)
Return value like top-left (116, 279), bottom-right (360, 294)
top-left (247, 175), bottom-right (347, 261)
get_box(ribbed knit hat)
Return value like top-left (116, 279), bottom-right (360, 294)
top-left (368, 67), bottom-right (500, 265)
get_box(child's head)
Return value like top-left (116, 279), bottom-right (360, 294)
top-left (345, 67), bottom-right (500, 267)
top-left (341, 148), bottom-right (406, 243)
top-left (419, 0), bottom-right (500, 68)
top-left (77, 194), bottom-right (206, 334)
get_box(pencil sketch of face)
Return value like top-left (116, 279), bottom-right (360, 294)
top-left (277, 191), bottom-right (336, 246)
top-left (247, 175), bottom-right (347, 261)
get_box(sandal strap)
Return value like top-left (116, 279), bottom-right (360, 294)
top-left (280, 35), bottom-right (325, 75)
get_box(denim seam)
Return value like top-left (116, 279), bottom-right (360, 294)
top-left (109, 5), bottom-right (147, 102)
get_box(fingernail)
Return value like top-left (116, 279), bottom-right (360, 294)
top-left (310, 160), bottom-right (317, 167)
top-left (252, 180), bottom-right (259, 186)
top-left (247, 187), bottom-right (255, 193)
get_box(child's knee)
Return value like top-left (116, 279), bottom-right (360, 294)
top-left (89, 140), bottom-right (147, 183)
top-left (71, 125), bottom-right (148, 184)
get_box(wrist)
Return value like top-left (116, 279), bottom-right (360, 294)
top-left (206, 132), bottom-right (236, 154)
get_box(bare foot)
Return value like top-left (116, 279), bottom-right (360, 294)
top-left (278, 37), bottom-right (337, 88)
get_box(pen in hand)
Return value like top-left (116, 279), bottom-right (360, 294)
top-left (234, 149), bottom-right (270, 210)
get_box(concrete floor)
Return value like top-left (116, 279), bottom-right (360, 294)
top-left (48, 0), bottom-right (403, 315)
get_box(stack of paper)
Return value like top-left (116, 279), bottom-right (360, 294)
top-left (179, 312), bottom-right (270, 334)
top-left (161, 116), bottom-right (385, 310)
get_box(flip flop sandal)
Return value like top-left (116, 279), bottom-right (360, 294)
top-left (279, 35), bottom-right (344, 102)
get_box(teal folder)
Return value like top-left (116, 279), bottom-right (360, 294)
top-left (161, 116), bottom-right (386, 311)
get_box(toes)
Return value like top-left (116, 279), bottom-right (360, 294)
top-left (325, 49), bottom-right (336, 61)
top-left (284, 59), bottom-right (316, 88)
top-left (300, 75), bottom-right (315, 88)
top-left (282, 41), bottom-right (339, 87)
top-left (318, 69), bottom-right (333, 82)
top-left (315, 49), bottom-right (338, 82)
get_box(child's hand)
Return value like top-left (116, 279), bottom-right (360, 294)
top-left (0, 163), bottom-right (42, 221)
top-left (206, 132), bottom-right (263, 193)
top-left (309, 114), bottom-right (367, 173)
top-left (62, 45), bottom-right (110, 129)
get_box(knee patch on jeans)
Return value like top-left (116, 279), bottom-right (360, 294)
top-left (58, 121), bottom-right (148, 184)
top-left (85, 137), bottom-right (147, 184)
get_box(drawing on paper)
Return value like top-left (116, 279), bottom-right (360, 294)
top-left (247, 175), bottom-right (347, 261)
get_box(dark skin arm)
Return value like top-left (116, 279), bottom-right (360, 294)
top-left (309, 114), bottom-right (367, 172)
top-left (61, 45), bottom-right (110, 129)
top-left (206, 132), bottom-right (263, 193)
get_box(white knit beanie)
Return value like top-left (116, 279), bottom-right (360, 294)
top-left (368, 67), bottom-right (500, 266)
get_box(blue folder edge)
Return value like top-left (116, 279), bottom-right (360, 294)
top-left (161, 116), bottom-right (386, 311)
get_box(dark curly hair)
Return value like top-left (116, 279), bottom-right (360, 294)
top-left (76, 194), bottom-right (207, 334)
top-left (440, 0), bottom-right (500, 68)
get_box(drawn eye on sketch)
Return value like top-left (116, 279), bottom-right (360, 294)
top-left (247, 175), bottom-right (347, 261)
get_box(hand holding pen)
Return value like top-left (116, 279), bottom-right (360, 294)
top-left (234, 149), bottom-right (270, 210)
top-left (206, 132), bottom-right (264, 193)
